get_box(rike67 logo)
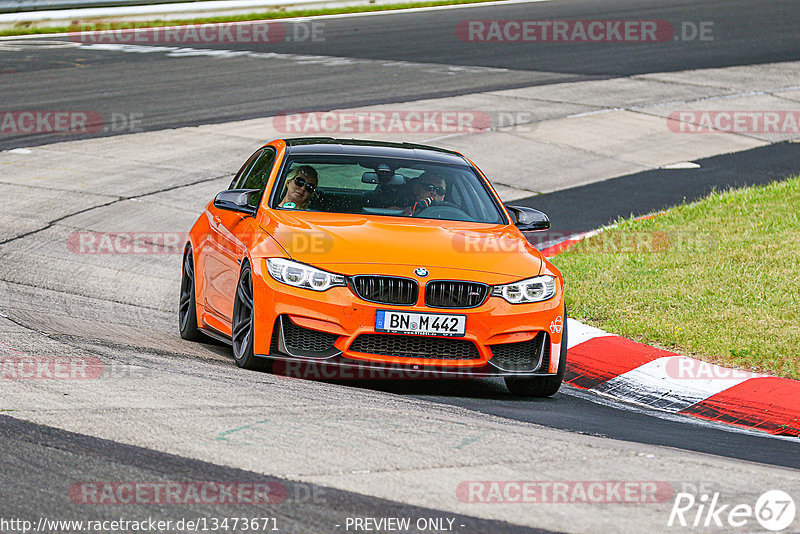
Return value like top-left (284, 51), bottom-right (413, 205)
top-left (668, 490), bottom-right (796, 531)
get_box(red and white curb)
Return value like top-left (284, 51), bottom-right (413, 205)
top-left (564, 321), bottom-right (800, 437)
top-left (543, 223), bottom-right (800, 438)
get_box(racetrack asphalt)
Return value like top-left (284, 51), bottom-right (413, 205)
top-left (0, 414), bottom-right (545, 534)
top-left (1, 0), bottom-right (799, 531)
top-left (512, 141), bottom-right (800, 235)
top-left (1, 0), bottom-right (799, 149)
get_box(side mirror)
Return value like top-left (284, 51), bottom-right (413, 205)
top-left (505, 205), bottom-right (550, 231)
top-left (214, 189), bottom-right (260, 216)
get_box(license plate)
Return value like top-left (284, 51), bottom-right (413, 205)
top-left (375, 310), bottom-right (466, 337)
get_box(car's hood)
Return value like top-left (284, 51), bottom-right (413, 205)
top-left (261, 211), bottom-right (543, 279)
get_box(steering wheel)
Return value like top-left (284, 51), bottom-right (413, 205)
top-left (413, 201), bottom-right (473, 221)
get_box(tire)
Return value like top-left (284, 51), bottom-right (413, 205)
top-left (504, 310), bottom-right (567, 398)
top-left (231, 262), bottom-right (270, 371)
top-left (179, 246), bottom-right (205, 341)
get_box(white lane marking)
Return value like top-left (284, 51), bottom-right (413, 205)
top-left (76, 42), bottom-right (510, 74)
top-left (661, 161), bottom-right (701, 169)
top-left (593, 356), bottom-right (757, 413)
top-left (567, 108), bottom-right (620, 119)
top-left (567, 318), bottom-right (613, 349)
top-left (0, 0), bottom-right (554, 41)
top-left (0, 39), bottom-right (81, 51)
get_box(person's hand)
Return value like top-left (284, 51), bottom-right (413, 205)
top-left (411, 197), bottom-right (434, 214)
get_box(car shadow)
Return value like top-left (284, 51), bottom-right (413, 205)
top-left (309, 376), bottom-right (557, 401)
top-left (268, 361), bottom-right (562, 401)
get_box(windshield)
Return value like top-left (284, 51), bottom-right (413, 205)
top-left (269, 154), bottom-right (505, 224)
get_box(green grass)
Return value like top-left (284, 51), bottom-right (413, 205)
top-left (552, 176), bottom-right (800, 379)
top-left (0, 0), bottom-right (500, 37)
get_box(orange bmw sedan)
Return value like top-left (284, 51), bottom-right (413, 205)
top-left (180, 138), bottom-right (566, 396)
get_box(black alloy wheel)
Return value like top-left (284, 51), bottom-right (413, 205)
top-left (179, 246), bottom-right (204, 341)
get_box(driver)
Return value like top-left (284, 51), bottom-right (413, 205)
top-left (278, 165), bottom-right (318, 210)
top-left (404, 171), bottom-right (447, 215)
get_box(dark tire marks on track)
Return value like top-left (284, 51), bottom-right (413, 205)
top-left (0, 414), bottom-right (553, 534)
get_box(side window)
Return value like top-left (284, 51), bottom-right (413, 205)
top-left (231, 147), bottom-right (277, 207)
top-left (231, 147), bottom-right (277, 190)
top-left (237, 148), bottom-right (277, 208)
top-left (241, 148), bottom-right (277, 191)
top-left (229, 150), bottom-right (261, 190)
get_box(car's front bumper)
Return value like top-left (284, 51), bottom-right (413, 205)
top-left (251, 259), bottom-right (565, 378)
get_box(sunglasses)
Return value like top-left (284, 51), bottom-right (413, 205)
top-left (292, 175), bottom-right (317, 193)
top-left (420, 183), bottom-right (446, 196)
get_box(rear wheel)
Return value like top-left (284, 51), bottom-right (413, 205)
top-left (179, 246), bottom-right (204, 341)
top-left (505, 311), bottom-right (567, 397)
top-left (232, 263), bottom-right (270, 371)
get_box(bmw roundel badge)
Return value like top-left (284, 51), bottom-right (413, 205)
top-left (414, 267), bottom-right (429, 277)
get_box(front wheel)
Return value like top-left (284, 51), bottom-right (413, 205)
top-left (231, 263), bottom-right (270, 371)
top-left (504, 312), bottom-right (567, 397)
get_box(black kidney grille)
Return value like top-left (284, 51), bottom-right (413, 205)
top-left (282, 317), bottom-right (339, 353)
top-left (349, 334), bottom-right (480, 360)
top-left (489, 332), bottom-right (550, 372)
top-left (425, 281), bottom-right (489, 308)
top-left (351, 276), bottom-right (418, 305)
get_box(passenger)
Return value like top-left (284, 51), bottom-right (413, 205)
top-left (278, 165), bottom-right (318, 209)
top-left (403, 171), bottom-right (447, 215)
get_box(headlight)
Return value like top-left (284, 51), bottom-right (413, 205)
top-left (491, 275), bottom-right (557, 304)
top-left (266, 258), bottom-right (345, 291)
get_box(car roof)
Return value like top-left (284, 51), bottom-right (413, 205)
top-left (282, 137), bottom-right (470, 165)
